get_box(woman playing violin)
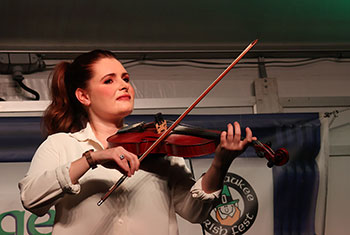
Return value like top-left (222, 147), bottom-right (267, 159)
top-left (19, 50), bottom-right (255, 235)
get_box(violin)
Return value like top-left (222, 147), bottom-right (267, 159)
top-left (107, 113), bottom-right (289, 167)
top-left (97, 114), bottom-right (289, 206)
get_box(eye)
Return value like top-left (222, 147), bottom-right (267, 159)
top-left (103, 78), bottom-right (113, 84)
top-left (123, 76), bottom-right (130, 83)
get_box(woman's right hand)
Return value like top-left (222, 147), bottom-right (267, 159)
top-left (91, 147), bottom-right (140, 177)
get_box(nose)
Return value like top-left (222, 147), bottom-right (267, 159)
top-left (119, 78), bottom-right (130, 91)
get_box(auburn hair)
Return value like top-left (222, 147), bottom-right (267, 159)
top-left (43, 50), bottom-right (116, 135)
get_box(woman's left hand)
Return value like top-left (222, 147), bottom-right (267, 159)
top-left (214, 122), bottom-right (256, 167)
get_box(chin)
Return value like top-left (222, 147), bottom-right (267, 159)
top-left (118, 107), bottom-right (134, 118)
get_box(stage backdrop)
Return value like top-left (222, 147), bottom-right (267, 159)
top-left (0, 113), bottom-right (325, 235)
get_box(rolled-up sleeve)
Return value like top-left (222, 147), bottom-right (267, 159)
top-left (55, 162), bottom-right (81, 194)
top-left (168, 157), bottom-right (221, 223)
top-left (190, 177), bottom-right (221, 200)
top-left (18, 135), bottom-right (80, 216)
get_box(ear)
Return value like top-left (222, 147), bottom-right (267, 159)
top-left (75, 88), bottom-right (91, 106)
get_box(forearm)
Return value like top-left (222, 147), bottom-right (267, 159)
top-left (69, 147), bottom-right (139, 184)
top-left (69, 156), bottom-right (91, 184)
top-left (201, 155), bottom-right (232, 193)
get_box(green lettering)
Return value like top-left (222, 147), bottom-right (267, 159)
top-left (0, 210), bottom-right (25, 235)
top-left (27, 210), bottom-right (55, 235)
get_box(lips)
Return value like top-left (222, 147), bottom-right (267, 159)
top-left (117, 94), bottom-right (131, 100)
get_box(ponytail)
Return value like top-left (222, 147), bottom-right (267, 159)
top-left (43, 62), bottom-right (87, 135)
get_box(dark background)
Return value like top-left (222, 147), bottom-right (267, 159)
top-left (1, 0), bottom-right (349, 58)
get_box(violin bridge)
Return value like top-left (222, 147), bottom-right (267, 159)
top-left (155, 112), bottom-right (167, 134)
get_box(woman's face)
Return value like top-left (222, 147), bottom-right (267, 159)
top-left (79, 57), bottom-right (135, 123)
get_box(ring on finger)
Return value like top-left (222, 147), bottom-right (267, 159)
top-left (120, 155), bottom-right (125, 160)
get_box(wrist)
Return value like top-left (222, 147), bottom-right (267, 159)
top-left (83, 149), bottom-right (97, 169)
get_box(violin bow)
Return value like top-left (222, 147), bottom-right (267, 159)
top-left (97, 39), bottom-right (258, 206)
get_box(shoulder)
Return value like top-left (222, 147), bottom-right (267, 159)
top-left (47, 132), bottom-right (72, 141)
top-left (44, 122), bottom-right (91, 143)
top-left (43, 132), bottom-right (77, 146)
top-left (37, 132), bottom-right (80, 154)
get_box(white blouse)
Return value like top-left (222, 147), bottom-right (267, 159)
top-left (19, 123), bottom-right (220, 235)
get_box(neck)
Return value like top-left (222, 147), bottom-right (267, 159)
top-left (89, 118), bottom-right (124, 148)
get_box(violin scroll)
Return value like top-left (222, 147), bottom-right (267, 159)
top-left (252, 140), bottom-right (289, 168)
top-left (272, 148), bottom-right (289, 166)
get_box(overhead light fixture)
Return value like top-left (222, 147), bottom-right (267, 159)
top-left (0, 53), bottom-right (46, 100)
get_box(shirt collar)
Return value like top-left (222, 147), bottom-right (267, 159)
top-left (69, 122), bottom-right (103, 148)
